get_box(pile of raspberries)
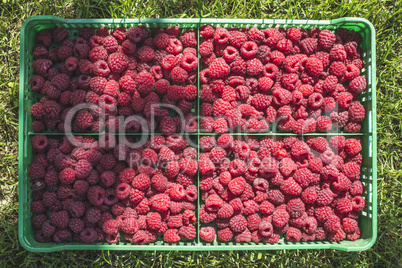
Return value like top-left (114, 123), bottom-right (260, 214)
top-left (198, 135), bottom-right (364, 243)
top-left (199, 25), bottom-right (366, 134)
top-left (30, 25), bottom-right (198, 135)
top-left (29, 134), bottom-right (198, 244)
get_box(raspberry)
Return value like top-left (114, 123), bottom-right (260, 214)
top-left (246, 58), bottom-right (263, 76)
top-left (199, 204), bottom-right (217, 223)
top-left (272, 209), bottom-right (289, 228)
top-left (216, 227), bottom-right (233, 242)
top-left (209, 58), bottom-right (230, 78)
top-left (243, 200), bottom-right (259, 215)
top-left (178, 224), bottom-right (196, 240)
top-left (49, 210), bottom-right (69, 228)
top-left (93, 60), bottom-right (111, 76)
top-left (347, 227), bottom-right (361, 241)
top-left (276, 38), bottom-right (293, 55)
top-left (74, 159), bottom-right (92, 179)
top-left (350, 181), bottom-right (364, 196)
top-left (33, 59), bottom-right (52, 77)
top-left (234, 228), bottom-right (252, 243)
top-left (108, 52), bottom-right (128, 73)
top-left (280, 177), bottom-right (302, 196)
top-left (87, 186), bottom-right (105, 206)
top-left (200, 24), bottom-right (215, 38)
top-left (349, 102), bottom-right (365, 121)
top-left (345, 64), bottom-right (360, 80)
top-left (251, 93), bottom-right (272, 110)
top-left (351, 196), bottom-right (366, 211)
top-left (103, 36), bottom-right (119, 53)
top-left (74, 43), bottom-right (90, 59)
top-left (315, 206), bottom-right (333, 222)
top-left (318, 30), bottom-right (336, 49)
top-left (323, 214), bottom-right (341, 233)
top-left (199, 226), bottom-right (215, 242)
top-left (159, 116), bottom-right (177, 136)
top-left (153, 33), bottom-right (170, 49)
top-left (214, 27), bottom-right (230, 44)
top-left (179, 29), bottom-right (197, 47)
top-left (315, 116), bottom-right (332, 132)
top-left (272, 88), bottom-right (292, 106)
top-left (240, 41), bottom-right (258, 59)
top-left (181, 53), bottom-right (198, 72)
top-left (149, 193), bottom-right (170, 212)
top-left (222, 86), bottom-right (237, 102)
top-left (286, 198), bottom-right (306, 219)
top-left (300, 38), bottom-right (318, 55)
top-left (166, 38), bottom-right (183, 55)
top-left (263, 28), bottom-right (283, 48)
top-left (345, 138), bottom-right (362, 156)
top-left (145, 212), bottom-right (161, 230)
top-left (85, 207), bottom-right (101, 223)
top-left (213, 118), bottom-right (229, 134)
top-left (286, 227), bottom-right (302, 242)
top-left (286, 27), bottom-right (301, 42)
top-left (330, 44), bottom-right (347, 61)
top-left (259, 201), bottom-right (275, 215)
top-left (229, 214), bottom-right (247, 232)
top-left (36, 29), bottom-right (52, 47)
top-left (120, 217), bottom-right (139, 234)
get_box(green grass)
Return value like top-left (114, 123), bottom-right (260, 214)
top-left (1, 0), bottom-right (402, 266)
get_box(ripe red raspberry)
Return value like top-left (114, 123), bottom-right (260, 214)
top-left (213, 99), bottom-right (231, 117)
top-left (168, 183), bottom-right (185, 200)
top-left (230, 57), bottom-right (246, 75)
top-left (107, 52), bottom-right (128, 73)
top-left (285, 227), bottom-right (301, 242)
top-left (336, 197), bottom-right (353, 214)
top-left (199, 226), bottom-right (215, 243)
top-left (145, 212), bottom-right (161, 230)
top-left (317, 188), bottom-right (336, 206)
top-left (286, 198), bottom-right (305, 219)
top-left (316, 116), bottom-right (332, 132)
top-left (330, 44), bottom-right (347, 61)
top-left (103, 36), bottom-right (119, 53)
top-left (342, 217), bottom-right (358, 233)
top-left (330, 61), bottom-right (346, 77)
top-left (178, 29), bottom-right (196, 47)
top-left (149, 193), bottom-right (170, 212)
top-left (345, 64), bottom-right (360, 80)
top-left (324, 214), bottom-right (341, 233)
top-left (216, 227), bottom-right (233, 242)
top-left (347, 227), bottom-right (361, 241)
top-left (178, 224), bottom-right (196, 240)
top-left (235, 228), bottom-right (252, 243)
top-left (251, 93), bottom-right (272, 111)
top-left (159, 116), bottom-right (176, 136)
top-left (153, 33), bottom-right (169, 49)
top-left (272, 209), bottom-right (289, 228)
top-left (137, 46), bottom-right (154, 62)
top-left (227, 30), bottom-right (246, 48)
top-left (344, 121), bottom-right (362, 133)
top-left (349, 102), bottom-right (365, 121)
top-left (240, 41), bottom-right (258, 59)
top-left (209, 58), bottom-right (230, 78)
top-left (350, 181), bottom-right (364, 196)
top-left (199, 204), bottom-right (217, 223)
top-left (213, 118), bottom-right (229, 134)
top-left (246, 58), bottom-right (263, 76)
top-left (351, 196), bottom-right (366, 211)
top-left (318, 30), bottom-right (336, 49)
top-left (276, 38), bottom-right (293, 55)
top-left (286, 26), bottom-right (301, 42)
top-left (301, 186), bottom-right (317, 204)
top-left (216, 202), bottom-right (234, 219)
top-left (302, 216), bottom-right (318, 235)
top-left (198, 156), bottom-right (215, 174)
top-left (345, 138), bottom-right (362, 156)
top-left (272, 88), bottom-right (292, 106)
top-left (257, 201), bottom-right (274, 215)
top-left (300, 38), bottom-right (318, 55)
top-left (214, 27), bottom-right (230, 44)
top-left (170, 66), bottom-right (188, 83)
top-left (229, 214), bottom-right (247, 232)
top-left (132, 174), bottom-right (150, 191)
top-left (315, 206), bottom-right (333, 222)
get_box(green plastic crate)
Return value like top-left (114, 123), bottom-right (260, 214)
top-left (19, 16), bottom-right (377, 252)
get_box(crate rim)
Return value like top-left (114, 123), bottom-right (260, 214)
top-left (18, 16), bottom-right (377, 252)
